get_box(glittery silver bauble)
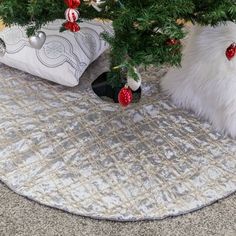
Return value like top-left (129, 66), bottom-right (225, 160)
top-left (29, 31), bottom-right (46, 50)
top-left (0, 38), bottom-right (6, 57)
top-left (127, 68), bottom-right (142, 91)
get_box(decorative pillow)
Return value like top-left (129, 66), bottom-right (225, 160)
top-left (0, 19), bottom-right (112, 87)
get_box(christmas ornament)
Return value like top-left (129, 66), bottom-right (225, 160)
top-left (64, 0), bottom-right (81, 32)
top-left (64, 21), bottom-right (80, 32)
top-left (166, 38), bottom-right (181, 46)
top-left (226, 43), bottom-right (236, 61)
top-left (84, 0), bottom-right (105, 12)
top-left (64, 0), bottom-right (81, 9)
top-left (118, 85), bottom-right (133, 107)
top-left (29, 31), bottom-right (46, 49)
top-left (127, 68), bottom-right (142, 91)
top-left (0, 38), bottom-right (6, 56)
top-left (65, 8), bottom-right (79, 22)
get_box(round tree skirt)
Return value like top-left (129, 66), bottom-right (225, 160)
top-left (0, 59), bottom-right (235, 221)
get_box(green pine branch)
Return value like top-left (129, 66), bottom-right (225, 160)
top-left (0, 0), bottom-right (236, 86)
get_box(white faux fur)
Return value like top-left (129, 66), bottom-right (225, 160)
top-left (161, 22), bottom-right (236, 138)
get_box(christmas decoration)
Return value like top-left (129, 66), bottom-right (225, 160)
top-left (64, 0), bottom-right (81, 9)
top-left (0, 38), bottom-right (6, 56)
top-left (127, 68), bottom-right (142, 91)
top-left (118, 85), bottom-right (133, 107)
top-left (29, 31), bottom-right (46, 49)
top-left (0, 0), bottom-right (235, 90)
top-left (65, 8), bottom-right (79, 22)
top-left (64, 0), bottom-right (81, 32)
top-left (226, 43), bottom-right (236, 61)
top-left (166, 38), bottom-right (181, 46)
top-left (63, 21), bottom-right (80, 32)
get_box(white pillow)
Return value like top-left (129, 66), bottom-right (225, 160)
top-left (0, 19), bottom-right (112, 87)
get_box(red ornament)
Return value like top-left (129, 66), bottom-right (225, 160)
top-left (118, 85), bottom-right (133, 107)
top-left (64, 21), bottom-right (80, 32)
top-left (64, 0), bottom-right (81, 9)
top-left (65, 8), bottom-right (79, 22)
top-left (166, 38), bottom-right (180, 46)
top-left (226, 43), bottom-right (236, 61)
top-left (64, 0), bottom-right (80, 32)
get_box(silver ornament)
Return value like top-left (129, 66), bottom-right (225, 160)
top-left (29, 31), bottom-right (46, 49)
top-left (127, 68), bottom-right (142, 91)
top-left (0, 38), bottom-right (6, 57)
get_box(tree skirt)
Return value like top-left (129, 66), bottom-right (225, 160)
top-left (0, 56), bottom-right (235, 221)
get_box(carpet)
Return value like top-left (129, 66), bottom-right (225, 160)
top-left (0, 54), bottom-right (235, 221)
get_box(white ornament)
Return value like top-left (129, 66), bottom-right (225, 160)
top-left (29, 31), bottom-right (46, 50)
top-left (65, 8), bottom-right (79, 22)
top-left (127, 68), bottom-right (142, 91)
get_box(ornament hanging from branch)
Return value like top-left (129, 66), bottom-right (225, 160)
top-left (166, 38), bottom-right (181, 46)
top-left (29, 31), bottom-right (46, 49)
top-left (226, 43), bottom-right (236, 61)
top-left (63, 0), bottom-right (81, 32)
top-left (64, 0), bottom-right (81, 9)
top-left (127, 68), bottom-right (142, 91)
top-left (65, 8), bottom-right (79, 23)
top-left (118, 84), bottom-right (133, 107)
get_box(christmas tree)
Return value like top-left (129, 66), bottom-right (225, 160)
top-left (0, 0), bottom-right (236, 88)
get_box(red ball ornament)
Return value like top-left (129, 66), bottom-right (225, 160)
top-left (64, 0), bottom-right (81, 9)
top-left (226, 43), bottom-right (236, 61)
top-left (166, 38), bottom-right (180, 46)
top-left (118, 85), bottom-right (133, 107)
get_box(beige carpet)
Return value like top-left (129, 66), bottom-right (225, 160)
top-left (0, 181), bottom-right (235, 236)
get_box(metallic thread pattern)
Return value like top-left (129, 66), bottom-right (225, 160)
top-left (0, 55), bottom-right (235, 221)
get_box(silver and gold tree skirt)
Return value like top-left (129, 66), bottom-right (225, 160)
top-left (0, 55), bottom-right (235, 221)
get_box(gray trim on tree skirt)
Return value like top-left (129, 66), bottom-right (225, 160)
top-left (0, 55), bottom-right (235, 221)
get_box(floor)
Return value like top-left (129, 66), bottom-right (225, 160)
top-left (0, 182), bottom-right (235, 236)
